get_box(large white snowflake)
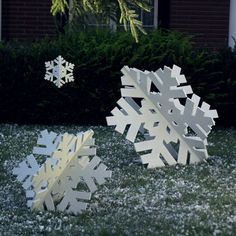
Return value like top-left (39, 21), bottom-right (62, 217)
top-left (13, 129), bottom-right (112, 214)
top-left (107, 65), bottom-right (218, 168)
top-left (44, 55), bottom-right (75, 88)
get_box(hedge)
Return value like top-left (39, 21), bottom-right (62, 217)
top-left (0, 29), bottom-right (235, 126)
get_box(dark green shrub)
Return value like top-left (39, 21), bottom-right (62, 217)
top-left (0, 29), bottom-right (234, 126)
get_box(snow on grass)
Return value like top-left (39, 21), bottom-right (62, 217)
top-left (0, 124), bottom-right (236, 235)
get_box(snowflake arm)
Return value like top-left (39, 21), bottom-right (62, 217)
top-left (74, 156), bottom-right (112, 193)
top-left (13, 154), bottom-right (40, 189)
top-left (56, 190), bottom-right (91, 213)
top-left (107, 97), bottom-right (149, 142)
top-left (180, 94), bottom-right (218, 140)
top-left (33, 129), bottom-right (62, 157)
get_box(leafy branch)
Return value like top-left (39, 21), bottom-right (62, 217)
top-left (51, 0), bottom-right (151, 42)
top-left (51, 0), bottom-right (69, 15)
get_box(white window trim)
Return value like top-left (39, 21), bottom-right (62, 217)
top-left (229, 0), bottom-right (236, 48)
top-left (154, 0), bottom-right (158, 29)
top-left (69, 0), bottom-right (73, 22)
top-left (0, 0), bottom-right (2, 40)
top-left (138, 0), bottom-right (159, 28)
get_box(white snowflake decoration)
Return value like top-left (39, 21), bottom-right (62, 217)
top-left (107, 65), bottom-right (218, 168)
top-left (13, 129), bottom-right (112, 214)
top-left (44, 55), bottom-right (75, 88)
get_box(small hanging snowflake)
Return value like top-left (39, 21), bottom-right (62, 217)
top-left (44, 55), bottom-right (75, 88)
top-left (13, 129), bottom-right (112, 214)
top-left (106, 65), bottom-right (218, 168)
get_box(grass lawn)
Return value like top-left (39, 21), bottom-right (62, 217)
top-left (0, 124), bottom-right (236, 235)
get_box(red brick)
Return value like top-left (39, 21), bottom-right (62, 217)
top-left (2, 0), bottom-right (56, 41)
top-left (169, 0), bottom-right (230, 49)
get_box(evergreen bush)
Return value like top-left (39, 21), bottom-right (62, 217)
top-left (0, 29), bottom-right (235, 126)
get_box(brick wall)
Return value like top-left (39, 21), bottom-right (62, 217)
top-left (169, 0), bottom-right (230, 49)
top-left (2, 0), bottom-right (56, 41)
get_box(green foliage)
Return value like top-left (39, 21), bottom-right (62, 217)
top-left (51, 0), bottom-right (150, 42)
top-left (0, 29), bottom-right (235, 126)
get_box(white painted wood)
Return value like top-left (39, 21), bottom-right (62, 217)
top-left (109, 17), bottom-right (117, 32)
top-left (13, 130), bottom-right (112, 214)
top-left (229, 0), bottom-right (236, 47)
top-left (12, 154), bottom-right (40, 190)
top-left (44, 55), bottom-right (75, 88)
top-left (69, 0), bottom-right (73, 22)
top-left (0, 0), bottom-right (2, 41)
top-left (154, 0), bottom-right (158, 29)
top-left (33, 130), bottom-right (62, 156)
top-left (107, 65), bottom-right (218, 168)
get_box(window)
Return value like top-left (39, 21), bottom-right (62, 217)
top-left (138, 0), bottom-right (158, 28)
top-left (69, 0), bottom-right (160, 30)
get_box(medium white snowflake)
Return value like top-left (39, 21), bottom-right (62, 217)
top-left (13, 129), bottom-right (112, 214)
top-left (44, 55), bottom-right (75, 88)
top-left (107, 65), bottom-right (218, 168)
